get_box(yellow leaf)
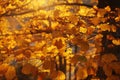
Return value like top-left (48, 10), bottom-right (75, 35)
top-left (105, 6), bottom-right (111, 12)
top-left (5, 66), bottom-right (16, 80)
top-left (56, 71), bottom-right (65, 80)
top-left (97, 24), bottom-right (110, 31)
top-left (80, 27), bottom-right (87, 33)
top-left (112, 39), bottom-right (120, 45)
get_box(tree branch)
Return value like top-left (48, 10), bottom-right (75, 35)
top-left (1, 3), bottom-right (93, 17)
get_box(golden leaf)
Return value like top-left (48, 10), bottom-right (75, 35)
top-left (56, 71), bottom-right (65, 80)
top-left (76, 67), bottom-right (88, 79)
top-left (5, 66), bottom-right (16, 80)
top-left (105, 6), bottom-right (111, 12)
top-left (68, 15), bottom-right (79, 24)
top-left (97, 24), bottom-right (110, 31)
top-left (90, 17), bottom-right (100, 25)
top-left (112, 39), bottom-right (120, 45)
top-left (101, 54), bottom-right (117, 64)
top-left (80, 27), bottom-right (87, 33)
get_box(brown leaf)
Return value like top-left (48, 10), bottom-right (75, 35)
top-left (71, 55), bottom-right (87, 64)
top-left (107, 75), bottom-right (120, 80)
top-left (71, 36), bottom-right (89, 51)
top-left (103, 64), bottom-right (112, 76)
top-left (101, 54), bottom-right (117, 64)
top-left (109, 62), bottom-right (120, 75)
top-left (42, 60), bottom-right (51, 69)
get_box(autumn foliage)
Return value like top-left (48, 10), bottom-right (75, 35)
top-left (0, 0), bottom-right (120, 80)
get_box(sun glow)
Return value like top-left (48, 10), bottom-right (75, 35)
top-left (30, 0), bottom-right (49, 10)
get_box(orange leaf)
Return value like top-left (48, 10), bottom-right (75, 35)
top-left (0, 63), bottom-right (9, 74)
top-left (76, 67), bottom-right (88, 79)
top-left (21, 63), bottom-right (33, 75)
top-left (56, 71), bottom-right (65, 80)
top-left (5, 66), bottom-right (16, 80)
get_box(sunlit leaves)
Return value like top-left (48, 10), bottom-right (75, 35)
top-left (79, 27), bottom-right (87, 33)
top-left (112, 39), bottom-right (120, 45)
top-left (79, 6), bottom-right (96, 16)
top-left (55, 70), bottom-right (66, 80)
top-left (0, 0), bottom-right (120, 80)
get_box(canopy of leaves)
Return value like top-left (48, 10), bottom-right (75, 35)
top-left (0, 0), bottom-right (120, 80)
